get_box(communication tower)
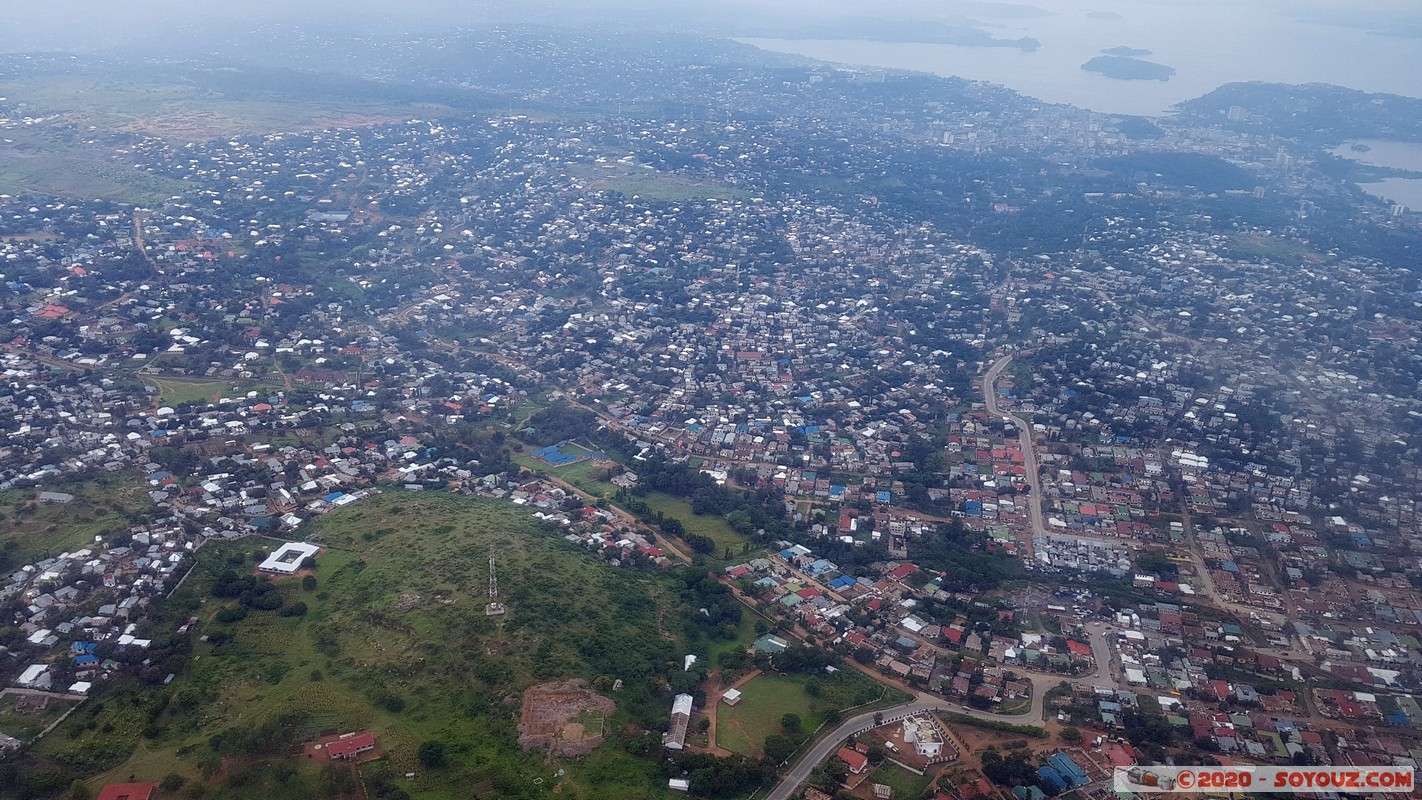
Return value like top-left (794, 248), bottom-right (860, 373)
top-left (485, 546), bottom-right (506, 616)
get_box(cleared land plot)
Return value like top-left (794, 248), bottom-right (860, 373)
top-left (142, 378), bottom-right (227, 407)
top-left (141, 377), bottom-right (286, 409)
top-left (0, 693), bottom-right (79, 743)
top-left (517, 679), bottom-right (616, 757)
top-left (867, 761), bottom-right (935, 798)
top-left (1227, 232), bottom-right (1329, 264)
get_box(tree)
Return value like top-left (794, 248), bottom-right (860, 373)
top-left (417, 740), bottom-right (448, 769)
top-left (781, 713), bottom-right (803, 735)
top-left (1059, 726), bottom-right (1083, 744)
top-left (764, 734), bottom-right (796, 763)
top-left (70, 780), bottom-right (92, 800)
top-left (160, 773), bottom-right (186, 793)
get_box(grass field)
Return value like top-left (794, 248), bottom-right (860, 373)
top-left (0, 72), bottom-right (425, 141)
top-left (0, 127), bottom-right (185, 204)
top-left (56, 492), bottom-right (685, 800)
top-left (141, 376), bottom-right (286, 408)
top-left (142, 377), bottom-right (228, 407)
top-left (640, 492), bottom-right (748, 556)
top-left (1227, 232), bottom-right (1328, 264)
top-left (715, 670), bottom-right (894, 757)
top-left (570, 162), bottom-right (745, 202)
top-left (868, 761), bottom-right (935, 798)
top-left (513, 448), bottom-right (620, 499)
top-left (0, 694), bottom-right (79, 743)
top-left (0, 473), bottom-right (152, 568)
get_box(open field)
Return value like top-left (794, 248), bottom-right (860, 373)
top-left (523, 454), bottom-right (620, 498)
top-left (570, 162), bottom-right (746, 202)
top-left (53, 492), bottom-right (684, 800)
top-left (0, 71), bottom-right (437, 141)
top-left (142, 377), bottom-right (229, 408)
top-left (0, 128), bottom-right (185, 204)
top-left (0, 473), bottom-right (152, 569)
top-left (641, 491), bottom-right (748, 556)
top-left (140, 376), bottom-right (285, 408)
top-left (1226, 232), bottom-right (1330, 264)
top-left (867, 761), bottom-right (935, 798)
top-left (715, 670), bottom-right (895, 757)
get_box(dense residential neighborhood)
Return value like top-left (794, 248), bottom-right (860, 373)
top-left (0, 16), bottom-right (1420, 800)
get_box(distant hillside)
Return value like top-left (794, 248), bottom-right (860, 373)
top-left (1176, 82), bottom-right (1422, 146)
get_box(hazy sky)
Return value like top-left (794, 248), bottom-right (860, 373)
top-left (3, 0), bottom-right (1419, 54)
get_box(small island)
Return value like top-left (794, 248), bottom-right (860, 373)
top-left (1082, 54), bottom-right (1176, 81)
top-left (1101, 45), bottom-right (1152, 57)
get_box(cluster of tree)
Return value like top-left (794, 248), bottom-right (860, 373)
top-left (662, 751), bottom-right (776, 799)
top-left (1121, 696), bottom-right (1175, 748)
top-left (1135, 551), bottom-right (1180, 579)
top-left (426, 424), bottom-right (519, 478)
top-left (210, 571), bottom-right (285, 612)
top-left (674, 569), bottom-right (744, 639)
top-left (981, 749), bottom-right (1057, 795)
top-left (909, 519), bottom-right (1024, 591)
top-left (770, 643), bottom-right (836, 674)
top-left (518, 404), bottom-right (597, 447)
top-left (761, 711), bottom-right (827, 765)
top-left (208, 711), bottom-right (311, 757)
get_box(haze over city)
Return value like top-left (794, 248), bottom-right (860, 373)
top-left (0, 2), bottom-right (1420, 800)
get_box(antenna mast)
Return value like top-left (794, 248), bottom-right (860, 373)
top-left (485, 546), bottom-right (506, 616)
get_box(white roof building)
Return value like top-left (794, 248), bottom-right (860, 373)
top-left (16, 664), bottom-right (49, 689)
top-left (259, 541), bottom-right (321, 574)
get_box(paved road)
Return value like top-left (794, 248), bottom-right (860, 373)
top-left (764, 621), bottom-right (1123, 800)
top-left (983, 355), bottom-right (1043, 556)
top-left (767, 700), bottom-right (943, 800)
top-left (763, 679), bottom-right (1084, 800)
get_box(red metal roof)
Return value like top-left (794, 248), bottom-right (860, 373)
top-left (328, 732), bottom-right (377, 757)
top-left (97, 783), bottom-right (157, 800)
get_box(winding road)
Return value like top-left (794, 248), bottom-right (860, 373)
top-left (764, 620), bottom-right (1121, 800)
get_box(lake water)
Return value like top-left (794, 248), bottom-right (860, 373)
top-left (1330, 140), bottom-right (1422, 210)
top-left (741, 0), bottom-right (1422, 117)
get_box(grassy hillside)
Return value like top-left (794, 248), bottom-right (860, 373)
top-left (48, 492), bottom-right (690, 800)
top-left (0, 472), bottom-right (152, 571)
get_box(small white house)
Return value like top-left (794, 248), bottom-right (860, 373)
top-left (722, 688), bottom-right (742, 706)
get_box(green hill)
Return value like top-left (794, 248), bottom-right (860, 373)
top-left (42, 493), bottom-right (693, 800)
